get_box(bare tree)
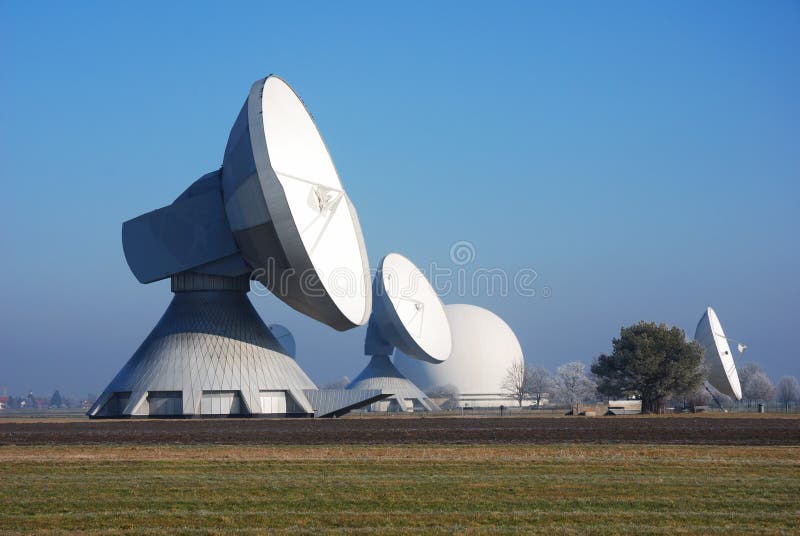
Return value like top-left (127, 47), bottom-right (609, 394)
top-left (555, 362), bottom-right (597, 411)
top-left (740, 363), bottom-right (775, 405)
top-left (527, 366), bottom-right (553, 409)
top-left (501, 359), bottom-right (529, 407)
top-left (776, 376), bottom-right (800, 411)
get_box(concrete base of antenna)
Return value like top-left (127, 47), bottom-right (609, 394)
top-left (88, 272), bottom-right (386, 418)
top-left (346, 355), bottom-right (441, 412)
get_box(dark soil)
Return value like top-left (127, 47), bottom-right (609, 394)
top-left (1, 416), bottom-right (798, 446)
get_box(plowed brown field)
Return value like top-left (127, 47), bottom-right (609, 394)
top-left (2, 415), bottom-right (798, 445)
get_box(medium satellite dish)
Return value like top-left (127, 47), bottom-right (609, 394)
top-left (366, 253), bottom-right (452, 364)
top-left (122, 75), bottom-right (371, 331)
top-left (694, 306), bottom-right (743, 401)
top-left (268, 324), bottom-right (296, 358)
top-left (348, 253), bottom-right (452, 412)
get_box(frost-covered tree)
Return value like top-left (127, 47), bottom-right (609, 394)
top-left (776, 376), bottom-right (800, 411)
top-left (740, 363), bottom-right (775, 405)
top-left (555, 362), bottom-right (597, 410)
top-left (527, 366), bottom-right (554, 409)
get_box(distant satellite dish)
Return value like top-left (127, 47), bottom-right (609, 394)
top-left (694, 306), bottom-right (743, 400)
top-left (268, 324), bottom-right (296, 358)
top-left (366, 253), bottom-right (452, 364)
top-left (122, 75), bottom-right (371, 331)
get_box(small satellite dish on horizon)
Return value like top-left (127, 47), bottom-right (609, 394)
top-left (694, 306), bottom-right (743, 402)
top-left (268, 324), bottom-right (296, 358)
top-left (347, 253), bottom-right (452, 412)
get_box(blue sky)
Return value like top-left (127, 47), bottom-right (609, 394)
top-left (1, 1), bottom-right (798, 397)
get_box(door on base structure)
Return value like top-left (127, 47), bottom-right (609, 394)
top-left (148, 391), bottom-right (183, 416)
top-left (259, 391), bottom-right (288, 414)
top-left (200, 391), bottom-right (245, 416)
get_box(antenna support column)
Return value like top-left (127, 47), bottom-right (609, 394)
top-left (704, 382), bottom-right (728, 413)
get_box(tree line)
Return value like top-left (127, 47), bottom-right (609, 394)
top-left (500, 321), bottom-right (800, 413)
top-left (500, 360), bottom-right (598, 410)
top-left (1, 390), bottom-right (96, 410)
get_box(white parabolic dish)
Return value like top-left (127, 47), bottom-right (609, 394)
top-left (371, 253), bottom-right (451, 364)
top-left (222, 75), bottom-right (371, 331)
top-left (694, 306), bottom-right (742, 400)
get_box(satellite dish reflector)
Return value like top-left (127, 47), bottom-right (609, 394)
top-left (121, 75), bottom-right (371, 332)
top-left (694, 306), bottom-right (742, 400)
top-left (268, 324), bottom-right (296, 358)
top-left (222, 76), bottom-right (371, 331)
top-left (365, 253), bottom-right (451, 364)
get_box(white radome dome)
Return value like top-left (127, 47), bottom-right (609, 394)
top-left (394, 304), bottom-right (523, 399)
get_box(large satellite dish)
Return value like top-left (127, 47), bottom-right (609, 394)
top-left (348, 253), bottom-right (452, 412)
top-left (694, 306), bottom-right (743, 401)
top-left (122, 75), bottom-right (371, 331)
top-left (89, 75), bottom-right (387, 419)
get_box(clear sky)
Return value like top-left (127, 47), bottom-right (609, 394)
top-left (1, 1), bottom-right (798, 398)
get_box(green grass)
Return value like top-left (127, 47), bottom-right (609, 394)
top-left (1, 445), bottom-right (798, 534)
